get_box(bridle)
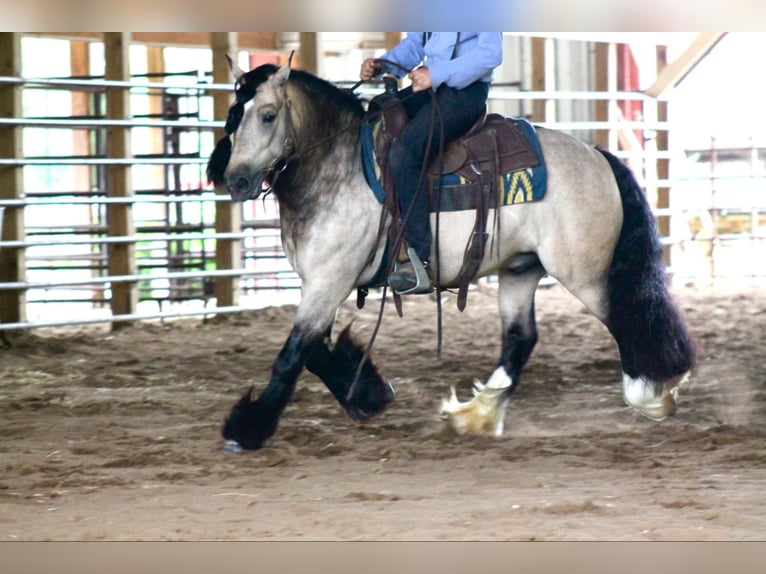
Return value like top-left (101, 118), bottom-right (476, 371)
top-left (207, 63), bottom-right (296, 191)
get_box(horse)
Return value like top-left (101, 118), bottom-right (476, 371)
top-left (207, 59), bottom-right (697, 452)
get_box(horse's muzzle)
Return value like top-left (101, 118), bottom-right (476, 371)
top-left (225, 170), bottom-right (268, 202)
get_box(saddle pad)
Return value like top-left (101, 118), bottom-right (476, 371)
top-left (360, 117), bottom-right (547, 211)
top-left (360, 118), bottom-right (388, 204)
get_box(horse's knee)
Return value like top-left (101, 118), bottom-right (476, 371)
top-left (622, 372), bottom-right (687, 421)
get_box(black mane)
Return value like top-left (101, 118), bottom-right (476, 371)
top-left (207, 64), bottom-right (364, 185)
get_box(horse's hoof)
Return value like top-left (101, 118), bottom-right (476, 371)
top-left (626, 391), bottom-right (676, 421)
top-left (345, 381), bottom-right (395, 422)
top-left (439, 383), bottom-right (507, 436)
top-left (622, 372), bottom-right (685, 421)
top-left (222, 439), bottom-right (244, 454)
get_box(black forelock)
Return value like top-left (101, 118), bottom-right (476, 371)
top-left (233, 64), bottom-right (280, 108)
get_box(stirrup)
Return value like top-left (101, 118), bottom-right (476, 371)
top-left (394, 247), bottom-right (433, 295)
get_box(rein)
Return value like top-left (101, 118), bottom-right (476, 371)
top-left (346, 58), bottom-right (449, 401)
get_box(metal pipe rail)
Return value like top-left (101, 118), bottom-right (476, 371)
top-left (0, 305), bottom-right (259, 331)
top-left (0, 157), bottom-right (211, 166)
top-left (0, 267), bottom-right (293, 291)
top-left (0, 230), bottom-right (276, 249)
top-left (0, 114), bottom-right (667, 131)
top-left (0, 75), bottom-right (232, 93)
top-left (0, 117), bottom-right (223, 129)
top-left (0, 196), bottom-right (231, 207)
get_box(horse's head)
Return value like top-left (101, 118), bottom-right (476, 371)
top-left (207, 57), bottom-right (296, 202)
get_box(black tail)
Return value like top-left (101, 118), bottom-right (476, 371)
top-left (599, 149), bottom-right (697, 382)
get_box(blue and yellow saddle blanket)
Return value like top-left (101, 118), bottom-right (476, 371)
top-left (360, 117), bottom-right (547, 210)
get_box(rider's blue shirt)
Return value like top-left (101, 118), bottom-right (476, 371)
top-left (379, 32), bottom-right (503, 90)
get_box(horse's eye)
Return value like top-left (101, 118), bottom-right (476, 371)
top-left (262, 112), bottom-right (276, 124)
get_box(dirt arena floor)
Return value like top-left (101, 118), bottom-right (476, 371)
top-left (1, 282), bottom-right (765, 540)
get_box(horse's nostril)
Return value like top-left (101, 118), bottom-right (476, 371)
top-left (226, 172), bottom-right (253, 199)
top-left (233, 176), bottom-right (250, 193)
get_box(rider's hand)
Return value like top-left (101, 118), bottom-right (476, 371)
top-left (409, 66), bottom-right (432, 92)
top-left (360, 58), bottom-right (382, 81)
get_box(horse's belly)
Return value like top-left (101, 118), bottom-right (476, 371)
top-left (429, 207), bottom-right (529, 282)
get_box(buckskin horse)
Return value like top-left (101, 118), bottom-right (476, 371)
top-left (207, 59), bottom-right (696, 452)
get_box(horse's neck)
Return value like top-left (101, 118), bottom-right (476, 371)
top-left (275, 104), bottom-right (362, 214)
top-left (274, 131), bottom-right (383, 270)
top-left (275, 81), bottom-right (371, 235)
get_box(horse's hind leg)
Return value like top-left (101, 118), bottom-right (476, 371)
top-left (551, 263), bottom-right (690, 422)
top-left (441, 257), bottom-right (546, 435)
top-left (561, 272), bottom-right (687, 421)
top-left (598, 149), bottom-right (696, 420)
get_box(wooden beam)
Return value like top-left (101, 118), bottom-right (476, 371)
top-left (104, 33), bottom-right (137, 329)
top-left (23, 32), bottom-right (278, 51)
top-left (644, 32), bottom-right (726, 98)
top-left (133, 33), bottom-right (276, 50)
top-left (211, 32), bottom-right (241, 308)
top-left (0, 33), bottom-right (26, 327)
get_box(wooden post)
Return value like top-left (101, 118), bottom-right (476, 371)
top-left (104, 33), bottom-right (137, 328)
top-left (70, 41), bottom-right (91, 193)
top-left (299, 32), bottom-right (319, 74)
top-left (146, 45), bottom-right (166, 190)
top-left (655, 45), bottom-right (671, 266)
top-left (0, 33), bottom-right (26, 327)
top-left (70, 40), bottom-right (103, 305)
top-left (384, 32), bottom-right (402, 51)
top-left (211, 32), bottom-right (241, 308)
top-left (593, 42), bottom-right (609, 148)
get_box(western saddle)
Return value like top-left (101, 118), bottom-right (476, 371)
top-left (367, 78), bottom-right (539, 311)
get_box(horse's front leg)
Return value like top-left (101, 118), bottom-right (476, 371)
top-left (222, 323), bottom-right (320, 452)
top-left (221, 280), bottom-right (392, 452)
top-left (305, 324), bottom-right (394, 422)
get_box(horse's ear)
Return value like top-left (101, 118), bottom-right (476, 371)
top-left (226, 54), bottom-right (246, 81)
top-left (273, 51), bottom-right (293, 89)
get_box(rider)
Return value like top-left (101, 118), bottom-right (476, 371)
top-left (360, 32), bottom-right (504, 293)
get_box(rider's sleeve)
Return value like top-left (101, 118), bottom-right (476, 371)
top-left (428, 32), bottom-right (504, 90)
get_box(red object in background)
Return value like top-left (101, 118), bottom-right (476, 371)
top-left (617, 44), bottom-right (643, 147)
top-left (249, 53), bottom-right (285, 69)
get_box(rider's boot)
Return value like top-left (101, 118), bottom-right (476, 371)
top-left (388, 247), bottom-right (433, 294)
